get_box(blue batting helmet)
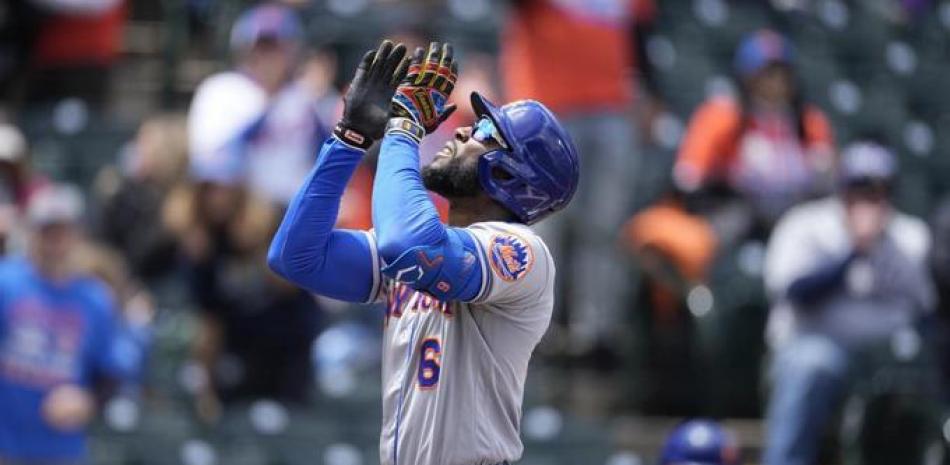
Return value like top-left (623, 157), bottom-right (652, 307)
top-left (471, 92), bottom-right (579, 225)
top-left (660, 419), bottom-right (741, 465)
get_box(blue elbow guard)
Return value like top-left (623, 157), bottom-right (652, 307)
top-left (380, 229), bottom-right (481, 301)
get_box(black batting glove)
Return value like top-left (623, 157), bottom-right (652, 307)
top-left (335, 40), bottom-right (410, 150)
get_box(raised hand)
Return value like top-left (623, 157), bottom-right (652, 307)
top-left (391, 42), bottom-right (459, 135)
top-left (335, 40), bottom-right (410, 149)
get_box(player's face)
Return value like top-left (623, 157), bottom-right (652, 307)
top-left (423, 120), bottom-right (505, 199)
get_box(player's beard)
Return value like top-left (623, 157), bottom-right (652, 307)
top-left (422, 155), bottom-right (481, 198)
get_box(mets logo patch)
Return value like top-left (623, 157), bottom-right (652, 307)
top-left (488, 234), bottom-right (534, 282)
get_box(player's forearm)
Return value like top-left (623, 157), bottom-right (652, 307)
top-left (373, 133), bottom-right (447, 262)
top-left (268, 137), bottom-right (364, 278)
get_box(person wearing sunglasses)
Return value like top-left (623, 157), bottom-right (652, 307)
top-left (268, 40), bottom-right (578, 465)
top-left (761, 141), bottom-right (935, 465)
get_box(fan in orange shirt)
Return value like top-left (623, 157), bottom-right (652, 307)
top-left (499, 0), bottom-right (661, 353)
top-left (622, 29), bottom-right (836, 320)
top-left (501, 0), bottom-right (658, 114)
top-left (674, 29), bottom-right (835, 231)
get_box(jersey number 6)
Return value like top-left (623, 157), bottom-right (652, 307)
top-left (417, 338), bottom-right (442, 389)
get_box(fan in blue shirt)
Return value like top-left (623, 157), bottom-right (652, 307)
top-left (0, 185), bottom-right (147, 464)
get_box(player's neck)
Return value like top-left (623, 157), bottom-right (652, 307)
top-left (447, 196), bottom-right (510, 227)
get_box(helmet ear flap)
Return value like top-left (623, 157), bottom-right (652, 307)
top-left (478, 150), bottom-right (529, 223)
top-left (477, 150), bottom-right (500, 193)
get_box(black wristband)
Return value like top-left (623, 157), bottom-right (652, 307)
top-left (385, 117), bottom-right (425, 143)
top-left (333, 123), bottom-right (373, 150)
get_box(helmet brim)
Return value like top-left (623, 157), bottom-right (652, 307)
top-left (470, 92), bottom-right (514, 149)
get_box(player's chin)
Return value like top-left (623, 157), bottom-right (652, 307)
top-left (421, 164), bottom-right (442, 190)
top-left (422, 161), bottom-right (481, 198)
top-left (421, 163), bottom-right (456, 196)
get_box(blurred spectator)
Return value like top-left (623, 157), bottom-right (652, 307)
top-left (187, 2), bottom-right (331, 206)
top-left (674, 30), bottom-right (835, 245)
top-left (762, 142), bottom-right (934, 465)
top-left (502, 0), bottom-right (660, 113)
top-left (931, 195), bottom-right (950, 313)
top-left (500, 0), bottom-right (660, 352)
top-left (0, 123), bottom-right (47, 211)
top-left (0, 184), bottom-right (147, 464)
top-left (660, 419), bottom-right (742, 465)
top-left (621, 198), bottom-right (718, 316)
top-left (298, 48), bottom-right (342, 131)
top-left (618, 196), bottom-right (718, 414)
top-left (72, 241), bottom-right (155, 356)
top-left (2, 0), bottom-right (126, 108)
top-left (164, 152), bottom-right (321, 421)
top-left (0, 123), bottom-right (46, 256)
top-left (93, 114), bottom-right (188, 283)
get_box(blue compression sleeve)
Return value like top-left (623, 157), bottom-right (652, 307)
top-left (268, 138), bottom-right (379, 303)
top-left (372, 133), bottom-right (482, 301)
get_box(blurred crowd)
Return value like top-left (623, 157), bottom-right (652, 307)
top-left (1, 0), bottom-right (950, 464)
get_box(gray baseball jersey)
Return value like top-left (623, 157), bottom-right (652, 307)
top-left (365, 221), bottom-right (555, 465)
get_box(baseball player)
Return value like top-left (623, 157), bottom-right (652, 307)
top-left (268, 39), bottom-right (579, 465)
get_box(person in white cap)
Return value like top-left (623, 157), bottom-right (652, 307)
top-left (187, 3), bottom-right (332, 206)
top-left (0, 184), bottom-right (147, 465)
top-left (762, 142), bottom-right (935, 465)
